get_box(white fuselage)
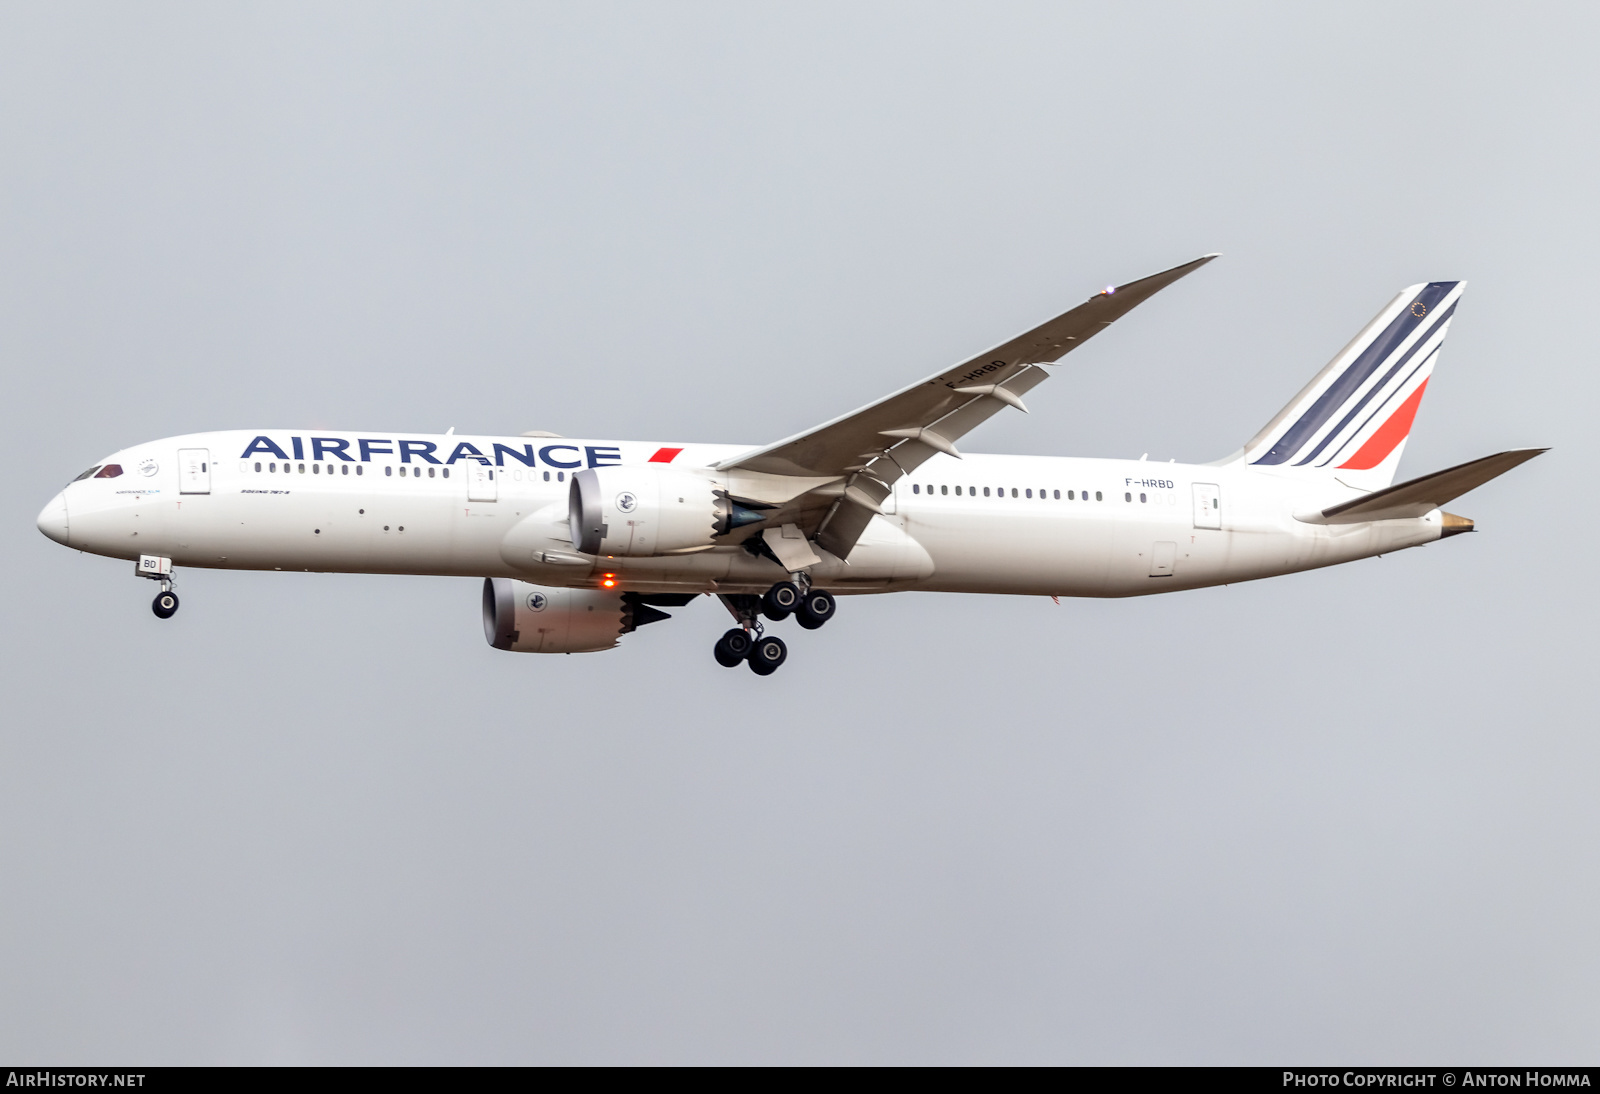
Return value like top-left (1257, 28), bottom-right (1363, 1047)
top-left (40, 429), bottom-right (1448, 598)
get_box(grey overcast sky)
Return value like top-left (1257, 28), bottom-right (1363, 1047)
top-left (1, 2), bottom-right (1594, 1064)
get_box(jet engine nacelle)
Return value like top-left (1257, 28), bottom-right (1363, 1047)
top-left (482, 578), bottom-right (631, 654)
top-left (568, 466), bottom-right (727, 557)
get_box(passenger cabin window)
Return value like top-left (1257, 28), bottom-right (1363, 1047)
top-left (386, 466), bottom-right (393, 476)
top-left (1095, 491), bottom-right (1102, 501)
top-left (255, 462), bottom-right (262, 472)
top-left (1140, 493), bottom-right (1147, 503)
top-left (1125, 492), bottom-right (1132, 502)
top-left (940, 485), bottom-right (948, 495)
top-left (912, 484), bottom-right (920, 494)
top-left (442, 468), bottom-right (449, 478)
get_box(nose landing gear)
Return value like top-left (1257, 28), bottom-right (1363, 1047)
top-left (137, 554), bottom-right (179, 619)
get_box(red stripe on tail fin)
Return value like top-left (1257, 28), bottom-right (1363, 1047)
top-left (1338, 379), bottom-right (1429, 471)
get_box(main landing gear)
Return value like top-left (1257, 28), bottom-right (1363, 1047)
top-left (713, 578), bottom-right (836, 675)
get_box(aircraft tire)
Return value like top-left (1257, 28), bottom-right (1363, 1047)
top-left (714, 628), bottom-right (752, 668)
top-left (152, 591), bottom-right (179, 619)
top-left (762, 581), bottom-right (799, 620)
top-left (795, 589), bottom-right (835, 630)
top-left (747, 634), bottom-right (787, 675)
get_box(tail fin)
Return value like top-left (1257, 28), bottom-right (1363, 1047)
top-left (1233, 281), bottom-right (1464, 491)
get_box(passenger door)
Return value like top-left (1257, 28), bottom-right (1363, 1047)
top-left (178, 448), bottom-right (210, 494)
top-left (1192, 482), bottom-right (1220, 529)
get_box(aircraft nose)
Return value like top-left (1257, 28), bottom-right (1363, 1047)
top-left (36, 490), bottom-right (70, 546)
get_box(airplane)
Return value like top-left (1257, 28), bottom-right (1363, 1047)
top-left (34, 255), bottom-right (1545, 675)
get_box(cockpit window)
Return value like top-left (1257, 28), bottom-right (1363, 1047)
top-left (72, 466), bottom-right (103, 481)
top-left (93, 464), bottom-right (124, 479)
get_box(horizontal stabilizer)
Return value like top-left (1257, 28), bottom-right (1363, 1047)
top-left (1299, 448), bottom-right (1547, 524)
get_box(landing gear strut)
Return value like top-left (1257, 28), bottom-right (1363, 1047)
top-left (713, 594), bottom-right (777, 675)
top-left (137, 555), bottom-right (179, 619)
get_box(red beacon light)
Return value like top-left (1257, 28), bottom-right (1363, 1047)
top-left (600, 573), bottom-right (617, 589)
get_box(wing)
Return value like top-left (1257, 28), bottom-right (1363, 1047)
top-left (717, 254), bottom-right (1218, 559)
